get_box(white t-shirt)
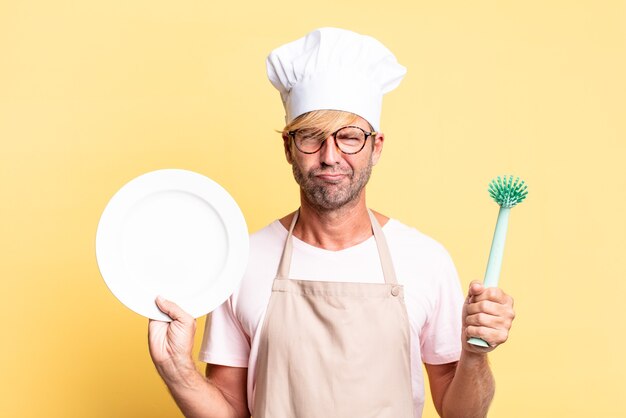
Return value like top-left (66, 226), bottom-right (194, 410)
top-left (199, 218), bottom-right (464, 417)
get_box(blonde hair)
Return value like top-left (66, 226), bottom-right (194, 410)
top-left (282, 110), bottom-right (363, 136)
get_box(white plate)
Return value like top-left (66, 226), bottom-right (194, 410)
top-left (96, 169), bottom-right (249, 321)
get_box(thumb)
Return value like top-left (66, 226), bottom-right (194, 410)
top-left (468, 280), bottom-right (485, 298)
top-left (155, 296), bottom-right (192, 324)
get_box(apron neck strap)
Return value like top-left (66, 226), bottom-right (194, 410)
top-left (276, 211), bottom-right (299, 280)
top-left (367, 209), bottom-right (398, 284)
top-left (277, 209), bottom-right (398, 284)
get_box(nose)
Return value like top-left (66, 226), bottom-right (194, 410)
top-left (319, 136), bottom-right (341, 166)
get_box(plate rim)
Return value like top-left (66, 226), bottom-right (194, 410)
top-left (95, 168), bottom-right (249, 321)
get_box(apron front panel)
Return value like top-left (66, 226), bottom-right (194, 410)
top-left (253, 210), bottom-right (415, 418)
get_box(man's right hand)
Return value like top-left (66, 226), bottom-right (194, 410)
top-left (148, 296), bottom-right (197, 378)
top-left (147, 297), bottom-right (249, 418)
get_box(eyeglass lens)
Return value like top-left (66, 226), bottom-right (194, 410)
top-left (294, 127), bottom-right (367, 154)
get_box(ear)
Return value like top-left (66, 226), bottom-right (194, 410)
top-left (371, 132), bottom-right (384, 166)
top-left (282, 132), bottom-right (294, 165)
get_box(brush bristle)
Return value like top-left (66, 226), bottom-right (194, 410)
top-left (489, 175), bottom-right (528, 208)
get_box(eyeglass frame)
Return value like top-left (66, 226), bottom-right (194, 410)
top-left (287, 125), bottom-right (378, 155)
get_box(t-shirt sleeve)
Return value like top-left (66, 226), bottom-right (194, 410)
top-left (198, 297), bottom-right (250, 367)
top-left (420, 248), bottom-right (464, 365)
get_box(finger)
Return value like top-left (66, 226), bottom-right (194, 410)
top-left (467, 280), bottom-right (484, 299)
top-left (465, 312), bottom-right (513, 330)
top-left (155, 296), bottom-right (193, 324)
top-left (148, 317), bottom-right (168, 331)
top-left (471, 287), bottom-right (513, 305)
top-left (148, 318), bottom-right (166, 340)
top-left (466, 299), bottom-right (516, 322)
top-left (465, 325), bottom-right (509, 347)
top-left (465, 299), bottom-right (502, 316)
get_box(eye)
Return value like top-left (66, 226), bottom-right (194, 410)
top-left (336, 128), bottom-right (364, 142)
top-left (297, 129), bottom-right (324, 143)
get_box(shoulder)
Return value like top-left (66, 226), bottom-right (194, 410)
top-left (383, 219), bottom-right (462, 303)
top-left (249, 220), bottom-right (287, 246)
top-left (244, 220), bottom-right (287, 270)
top-left (384, 219), bottom-right (451, 261)
top-left (383, 218), bottom-right (458, 283)
top-left (232, 220), bottom-right (286, 305)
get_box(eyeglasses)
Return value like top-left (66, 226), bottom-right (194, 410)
top-left (287, 126), bottom-right (377, 155)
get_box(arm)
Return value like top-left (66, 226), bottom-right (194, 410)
top-left (148, 297), bottom-right (250, 418)
top-left (426, 281), bottom-right (514, 418)
top-left (425, 353), bottom-right (494, 418)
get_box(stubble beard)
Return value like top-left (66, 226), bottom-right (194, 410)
top-left (292, 159), bottom-right (373, 211)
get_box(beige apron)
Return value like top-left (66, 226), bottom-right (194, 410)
top-left (253, 209), bottom-right (414, 418)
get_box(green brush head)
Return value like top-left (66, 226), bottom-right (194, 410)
top-left (489, 175), bottom-right (528, 208)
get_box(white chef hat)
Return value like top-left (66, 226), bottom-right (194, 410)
top-left (266, 27), bottom-right (406, 132)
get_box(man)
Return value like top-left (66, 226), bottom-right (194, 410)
top-left (148, 27), bottom-right (515, 418)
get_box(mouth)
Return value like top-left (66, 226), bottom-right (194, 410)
top-left (316, 173), bottom-right (346, 182)
top-left (312, 168), bottom-right (353, 183)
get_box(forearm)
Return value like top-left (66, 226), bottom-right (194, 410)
top-left (441, 351), bottom-right (495, 418)
top-left (156, 359), bottom-right (243, 418)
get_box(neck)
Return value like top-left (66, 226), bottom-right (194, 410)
top-left (281, 190), bottom-right (379, 251)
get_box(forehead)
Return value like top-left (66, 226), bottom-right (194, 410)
top-left (346, 115), bottom-right (372, 130)
top-left (306, 117), bottom-right (371, 132)
top-left (308, 114), bottom-right (372, 133)
top-left (287, 110), bottom-right (374, 133)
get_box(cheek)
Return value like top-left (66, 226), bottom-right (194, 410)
top-left (286, 145), bottom-right (296, 164)
top-left (346, 154), bottom-right (372, 171)
top-left (291, 156), bottom-right (314, 175)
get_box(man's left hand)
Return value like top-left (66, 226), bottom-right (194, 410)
top-left (462, 280), bottom-right (515, 354)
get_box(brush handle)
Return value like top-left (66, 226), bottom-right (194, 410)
top-left (468, 206), bottom-right (511, 348)
top-left (484, 206), bottom-right (510, 288)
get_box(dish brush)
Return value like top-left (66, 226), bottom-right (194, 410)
top-left (468, 175), bottom-right (528, 348)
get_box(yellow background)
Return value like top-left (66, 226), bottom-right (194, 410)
top-left (1, 1), bottom-right (624, 417)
